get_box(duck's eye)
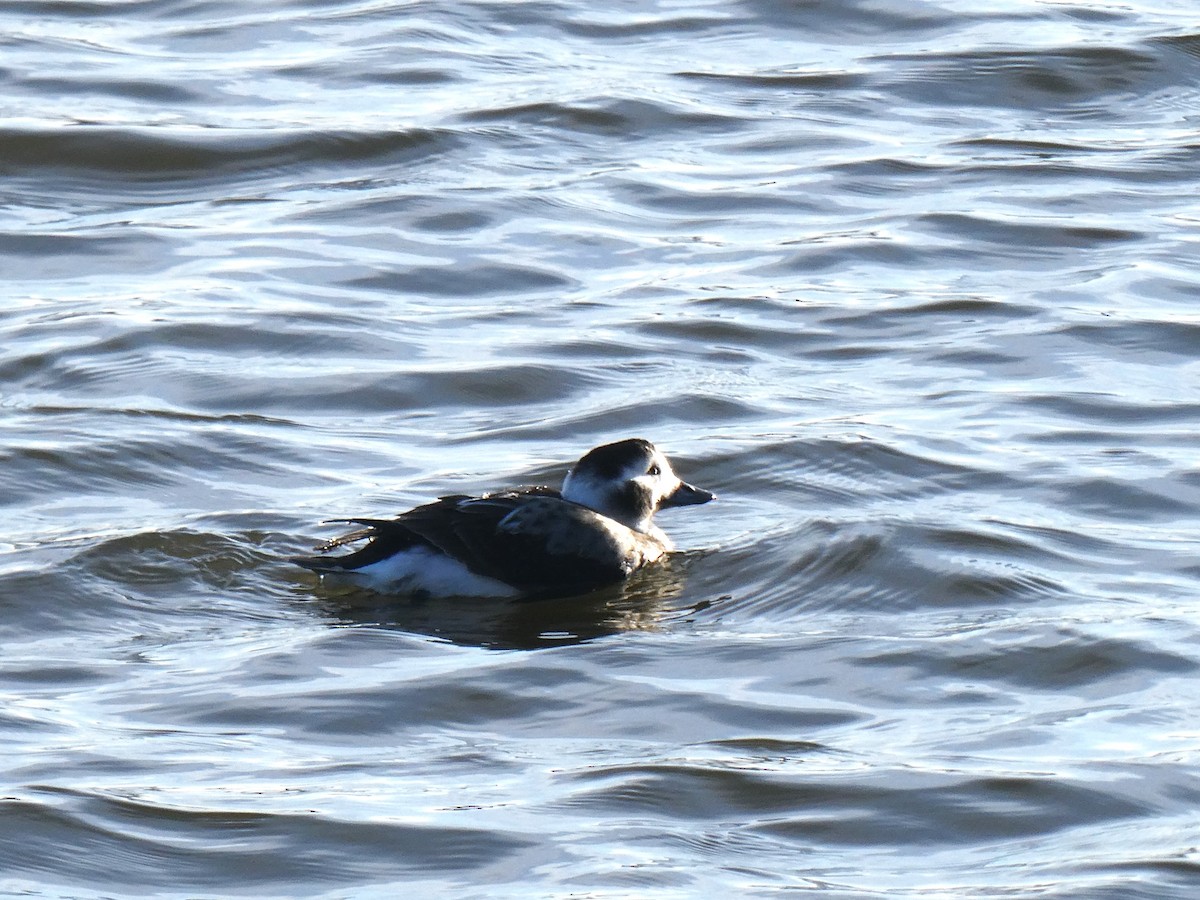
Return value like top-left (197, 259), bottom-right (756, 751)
top-left (648, 464), bottom-right (660, 477)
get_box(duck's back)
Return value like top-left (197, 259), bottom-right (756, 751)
top-left (297, 488), bottom-right (664, 595)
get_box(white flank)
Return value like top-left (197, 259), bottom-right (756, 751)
top-left (338, 546), bottom-right (521, 598)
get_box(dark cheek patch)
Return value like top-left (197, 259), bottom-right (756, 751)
top-left (621, 482), bottom-right (655, 518)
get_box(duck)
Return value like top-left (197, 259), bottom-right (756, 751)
top-left (293, 438), bottom-right (714, 598)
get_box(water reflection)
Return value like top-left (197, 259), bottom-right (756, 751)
top-left (302, 557), bottom-right (695, 650)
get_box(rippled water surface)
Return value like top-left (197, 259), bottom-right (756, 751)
top-left (4, 0), bottom-right (1200, 896)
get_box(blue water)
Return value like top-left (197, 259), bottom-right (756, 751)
top-left (4, 0), bottom-right (1200, 896)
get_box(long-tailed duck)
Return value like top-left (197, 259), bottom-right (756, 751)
top-left (293, 438), bottom-right (714, 597)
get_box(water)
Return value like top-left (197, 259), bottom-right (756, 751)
top-left (4, 0), bottom-right (1200, 895)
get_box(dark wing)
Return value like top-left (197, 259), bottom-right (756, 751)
top-left (293, 487), bottom-right (649, 593)
top-left (448, 494), bottom-right (649, 592)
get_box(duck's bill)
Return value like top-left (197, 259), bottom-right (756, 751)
top-left (661, 481), bottom-right (715, 507)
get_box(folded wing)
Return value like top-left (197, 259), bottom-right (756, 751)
top-left (294, 488), bottom-right (655, 594)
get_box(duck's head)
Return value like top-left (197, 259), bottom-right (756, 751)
top-left (562, 438), bottom-right (714, 534)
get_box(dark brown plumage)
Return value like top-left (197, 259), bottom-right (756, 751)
top-left (293, 439), bottom-right (714, 597)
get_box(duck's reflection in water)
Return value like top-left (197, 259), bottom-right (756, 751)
top-left (305, 556), bottom-right (696, 650)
